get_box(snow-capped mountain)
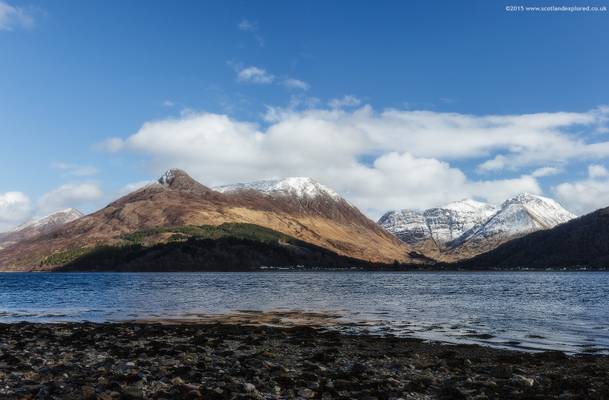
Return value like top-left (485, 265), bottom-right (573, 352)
top-left (0, 170), bottom-right (412, 271)
top-left (379, 193), bottom-right (576, 260)
top-left (214, 177), bottom-right (341, 200)
top-left (214, 176), bottom-right (379, 227)
top-left (450, 193), bottom-right (576, 249)
top-left (378, 199), bottom-right (498, 246)
top-left (0, 208), bottom-right (84, 249)
top-left (459, 205), bottom-right (609, 269)
top-left (11, 208), bottom-right (84, 233)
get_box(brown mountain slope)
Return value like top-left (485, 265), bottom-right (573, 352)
top-left (0, 170), bottom-right (413, 271)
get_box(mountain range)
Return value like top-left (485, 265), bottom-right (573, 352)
top-left (0, 170), bottom-right (412, 271)
top-left (378, 193), bottom-right (576, 261)
top-left (0, 168), bottom-right (605, 271)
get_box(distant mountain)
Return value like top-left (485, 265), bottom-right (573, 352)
top-left (447, 193), bottom-right (575, 258)
top-left (0, 170), bottom-right (412, 271)
top-left (457, 206), bottom-right (609, 269)
top-left (379, 199), bottom-right (498, 245)
top-left (379, 193), bottom-right (575, 261)
top-left (0, 208), bottom-right (83, 250)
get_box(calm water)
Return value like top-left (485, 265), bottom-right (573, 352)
top-left (0, 272), bottom-right (608, 354)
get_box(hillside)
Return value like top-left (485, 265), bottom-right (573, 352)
top-left (0, 170), bottom-right (412, 271)
top-left (54, 223), bottom-right (384, 271)
top-left (456, 207), bottom-right (609, 269)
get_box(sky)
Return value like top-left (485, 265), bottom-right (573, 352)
top-left (1, 0), bottom-right (609, 229)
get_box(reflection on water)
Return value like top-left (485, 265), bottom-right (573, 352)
top-left (0, 271), bottom-right (608, 354)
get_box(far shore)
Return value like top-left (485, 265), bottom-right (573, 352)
top-left (1, 265), bottom-right (608, 273)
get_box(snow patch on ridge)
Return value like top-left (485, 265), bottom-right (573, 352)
top-left (456, 193), bottom-right (576, 244)
top-left (158, 169), bottom-right (180, 186)
top-left (11, 208), bottom-right (84, 233)
top-left (214, 177), bottom-right (341, 200)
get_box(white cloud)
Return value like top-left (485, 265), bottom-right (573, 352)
top-left (0, 1), bottom-right (34, 31)
top-left (554, 164), bottom-right (609, 215)
top-left (238, 19), bottom-right (257, 32)
top-left (328, 95), bottom-right (362, 109)
top-left (587, 164), bottom-right (609, 178)
top-left (0, 192), bottom-right (31, 229)
top-left (468, 175), bottom-right (541, 205)
top-left (38, 183), bottom-right (103, 214)
top-left (162, 100), bottom-right (175, 107)
top-left (330, 152), bottom-right (541, 215)
top-left (52, 162), bottom-right (99, 177)
top-left (531, 166), bottom-right (562, 177)
top-left (95, 137), bottom-right (125, 152)
top-left (282, 78), bottom-right (309, 91)
top-left (101, 105), bottom-right (608, 217)
top-left (236, 66), bottom-right (274, 84)
top-left (477, 155), bottom-right (508, 172)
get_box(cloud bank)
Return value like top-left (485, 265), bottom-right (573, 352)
top-left (0, 192), bottom-right (31, 230)
top-left (37, 183), bottom-right (103, 215)
top-left (100, 105), bottom-right (609, 217)
top-left (554, 164), bottom-right (609, 215)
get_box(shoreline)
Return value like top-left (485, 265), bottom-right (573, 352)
top-left (1, 321), bottom-right (608, 399)
top-left (1, 267), bottom-right (609, 273)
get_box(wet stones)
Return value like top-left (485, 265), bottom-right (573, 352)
top-left (0, 322), bottom-right (607, 400)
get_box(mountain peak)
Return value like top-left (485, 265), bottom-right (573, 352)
top-left (157, 169), bottom-right (210, 192)
top-left (273, 177), bottom-right (340, 199)
top-left (504, 192), bottom-right (546, 204)
top-left (214, 177), bottom-right (341, 200)
top-left (451, 192), bottom-right (576, 251)
top-left (12, 208), bottom-right (84, 233)
top-left (57, 208), bottom-right (84, 217)
top-left (0, 208), bottom-right (85, 250)
top-left (158, 169), bottom-right (189, 185)
top-left (500, 193), bottom-right (575, 218)
top-left (442, 198), bottom-right (497, 213)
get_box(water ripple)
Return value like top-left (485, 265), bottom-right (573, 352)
top-left (0, 271), bottom-right (608, 354)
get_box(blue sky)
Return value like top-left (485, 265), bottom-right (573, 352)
top-left (1, 0), bottom-right (608, 227)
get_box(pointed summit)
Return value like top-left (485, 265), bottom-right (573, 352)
top-left (158, 168), bottom-right (190, 186)
top-left (157, 169), bottom-right (212, 192)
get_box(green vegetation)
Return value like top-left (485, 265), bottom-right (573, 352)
top-left (121, 223), bottom-right (295, 245)
top-left (44, 223), bottom-right (303, 269)
top-left (42, 244), bottom-right (145, 267)
top-left (40, 247), bottom-right (93, 266)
